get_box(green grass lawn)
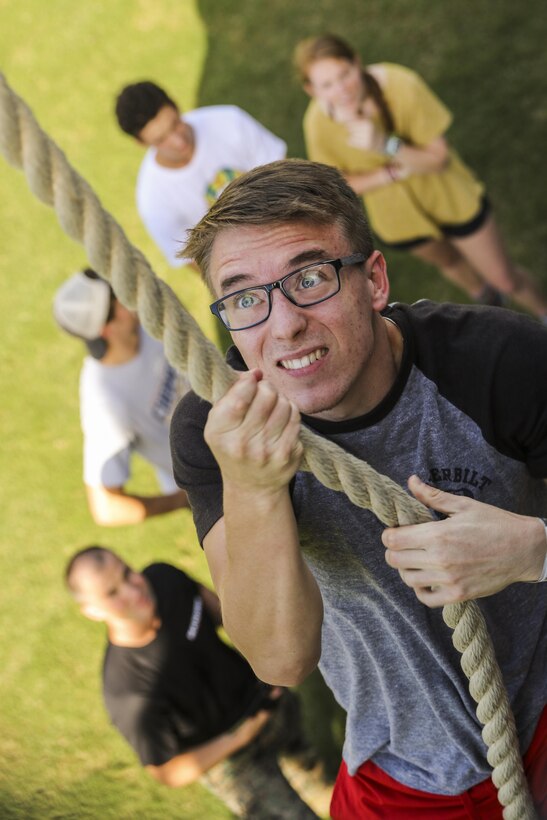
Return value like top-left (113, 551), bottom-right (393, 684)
top-left (1, 1), bottom-right (546, 817)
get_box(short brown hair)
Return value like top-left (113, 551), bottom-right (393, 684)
top-left (293, 34), bottom-right (357, 84)
top-left (183, 158), bottom-right (373, 289)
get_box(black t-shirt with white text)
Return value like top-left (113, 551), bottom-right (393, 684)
top-left (103, 563), bottom-right (264, 766)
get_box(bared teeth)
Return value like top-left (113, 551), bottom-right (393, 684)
top-left (280, 348), bottom-right (326, 370)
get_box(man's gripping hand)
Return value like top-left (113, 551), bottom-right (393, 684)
top-left (204, 370), bottom-right (303, 492)
top-left (382, 475), bottom-right (547, 607)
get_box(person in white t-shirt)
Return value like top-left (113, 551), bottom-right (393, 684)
top-left (53, 268), bottom-right (190, 526)
top-left (115, 81), bottom-right (287, 269)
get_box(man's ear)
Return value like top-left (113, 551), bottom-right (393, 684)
top-left (134, 135), bottom-right (145, 146)
top-left (367, 251), bottom-right (390, 311)
top-left (302, 80), bottom-right (314, 99)
top-left (100, 314), bottom-right (115, 341)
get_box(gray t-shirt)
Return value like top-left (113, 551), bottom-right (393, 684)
top-left (81, 327), bottom-right (188, 491)
top-left (170, 301), bottom-right (547, 794)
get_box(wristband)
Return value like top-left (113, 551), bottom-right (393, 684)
top-left (537, 518), bottom-right (547, 582)
top-left (384, 135), bottom-right (402, 157)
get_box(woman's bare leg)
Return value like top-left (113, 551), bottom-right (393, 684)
top-left (451, 214), bottom-right (547, 318)
top-left (410, 239), bottom-right (495, 300)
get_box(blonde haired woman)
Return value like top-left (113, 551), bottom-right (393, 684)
top-left (294, 34), bottom-right (547, 318)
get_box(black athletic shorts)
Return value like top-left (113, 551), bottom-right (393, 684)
top-left (381, 195), bottom-right (492, 251)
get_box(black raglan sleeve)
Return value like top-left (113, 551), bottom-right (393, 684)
top-left (390, 301), bottom-right (547, 478)
top-left (170, 391), bottom-right (224, 544)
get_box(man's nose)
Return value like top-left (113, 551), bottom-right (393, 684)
top-left (268, 289), bottom-right (308, 338)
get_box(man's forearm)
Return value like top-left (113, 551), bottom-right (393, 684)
top-left (146, 710), bottom-right (274, 787)
top-left (86, 485), bottom-right (189, 526)
top-left (202, 371), bottom-right (322, 683)
top-left (146, 730), bottom-right (251, 787)
top-left (215, 484), bottom-right (323, 685)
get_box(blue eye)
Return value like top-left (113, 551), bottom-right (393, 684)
top-left (237, 293), bottom-right (258, 309)
top-left (232, 290), bottom-right (265, 310)
top-left (300, 272), bottom-right (322, 289)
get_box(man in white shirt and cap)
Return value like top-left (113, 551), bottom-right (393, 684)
top-left (53, 268), bottom-right (189, 526)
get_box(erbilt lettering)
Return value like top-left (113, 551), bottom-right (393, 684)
top-left (428, 467), bottom-right (492, 491)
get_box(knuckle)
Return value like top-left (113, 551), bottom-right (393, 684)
top-left (427, 487), bottom-right (444, 502)
top-left (257, 380), bottom-right (277, 401)
top-left (231, 441), bottom-right (247, 461)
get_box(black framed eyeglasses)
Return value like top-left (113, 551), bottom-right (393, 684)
top-left (210, 254), bottom-right (366, 331)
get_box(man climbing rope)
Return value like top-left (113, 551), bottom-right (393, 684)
top-left (53, 269), bottom-right (190, 526)
top-left (170, 159), bottom-right (547, 819)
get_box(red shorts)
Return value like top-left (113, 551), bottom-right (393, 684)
top-left (331, 707), bottom-right (547, 819)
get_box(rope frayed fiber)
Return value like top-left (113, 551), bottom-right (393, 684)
top-left (0, 72), bottom-right (537, 819)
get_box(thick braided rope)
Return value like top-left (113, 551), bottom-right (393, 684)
top-left (0, 73), bottom-right (535, 818)
top-left (443, 605), bottom-right (535, 818)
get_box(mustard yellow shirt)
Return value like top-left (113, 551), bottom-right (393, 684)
top-left (303, 63), bottom-right (485, 243)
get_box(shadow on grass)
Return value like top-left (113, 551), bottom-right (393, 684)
top-left (0, 793), bottom-right (45, 820)
top-left (0, 764), bottom-right (227, 819)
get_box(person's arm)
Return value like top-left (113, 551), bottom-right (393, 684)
top-left (345, 118), bottom-right (449, 187)
top-left (85, 484), bottom-right (189, 527)
top-left (339, 131), bottom-right (448, 197)
top-left (145, 709), bottom-right (274, 787)
top-left (344, 164), bottom-right (407, 196)
top-left (381, 475), bottom-right (547, 607)
top-left (202, 370), bottom-right (323, 686)
top-left (388, 135), bottom-right (449, 176)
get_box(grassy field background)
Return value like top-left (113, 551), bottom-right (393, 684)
top-left (1, 1), bottom-right (546, 817)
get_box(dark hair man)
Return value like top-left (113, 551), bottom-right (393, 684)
top-left (65, 546), bottom-right (319, 817)
top-left (169, 159), bottom-right (547, 818)
top-left (53, 269), bottom-right (189, 526)
top-left (114, 81), bottom-right (286, 269)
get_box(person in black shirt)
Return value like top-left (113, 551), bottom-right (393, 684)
top-left (65, 546), bottom-right (319, 818)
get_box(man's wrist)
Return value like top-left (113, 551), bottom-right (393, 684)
top-left (223, 479), bottom-right (290, 510)
top-left (536, 518), bottom-right (547, 582)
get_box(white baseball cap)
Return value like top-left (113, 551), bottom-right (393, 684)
top-left (53, 269), bottom-right (113, 358)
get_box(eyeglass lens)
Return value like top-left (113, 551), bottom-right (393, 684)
top-left (218, 262), bottom-right (339, 330)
